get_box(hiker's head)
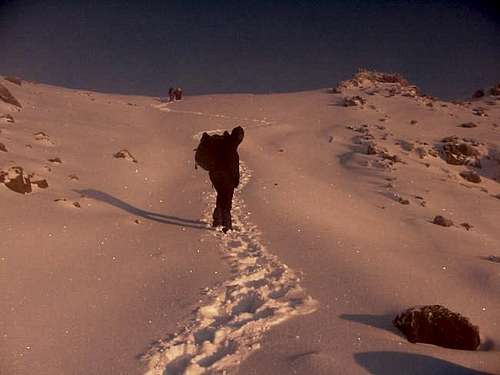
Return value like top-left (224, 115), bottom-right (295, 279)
top-left (230, 126), bottom-right (244, 146)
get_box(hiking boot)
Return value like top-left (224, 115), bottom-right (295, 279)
top-left (222, 212), bottom-right (232, 232)
top-left (212, 207), bottom-right (223, 227)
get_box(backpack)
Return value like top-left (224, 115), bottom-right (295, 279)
top-left (194, 132), bottom-right (227, 171)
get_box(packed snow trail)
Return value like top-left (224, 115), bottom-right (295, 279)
top-left (153, 101), bottom-right (276, 129)
top-left (143, 111), bottom-right (318, 374)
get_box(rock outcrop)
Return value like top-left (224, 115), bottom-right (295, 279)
top-left (437, 136), bottom-right (482, 168)
top-left (0, 83), bottom-right (22, 107)
top-left (335, 69), bottom-right (419, 98)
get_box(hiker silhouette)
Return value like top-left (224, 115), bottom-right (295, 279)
top-left (195, 126), bottom-right (244, 232)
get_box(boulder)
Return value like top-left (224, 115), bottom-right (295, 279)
top-left (0, 167), bottom-right (32, 194)
top-left (438, 137), bottom-right (481, 168)
top-left (344, 96), bottom-right (366, 107)
top-left (393, 305), bottom-right (480, 350)
top-left (460, 170), bottom-right (481, 183)
top-left (433, 215), bottom-right (453, 227)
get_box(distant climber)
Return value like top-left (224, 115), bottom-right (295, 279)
top-left (195, 126), bottom-right (245, 232)
top-left (168, 87), bottom-right (183, 102)
top-left (174, 87), bottom-right (183, 100)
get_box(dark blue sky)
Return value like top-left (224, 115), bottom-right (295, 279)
top-left (0, 0), bottom-right (499, 99)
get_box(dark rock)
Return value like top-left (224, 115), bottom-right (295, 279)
top-left (472, 89), bottom-right (485, 98)
top-left (460, 223), bottom-right (473, 231)
top-left (410, 120), bottom-right (418, 125)
top-left (458, 122), bottom-right (478, 128)
top-left (365, 143), bottom-right (378, 155)
top-left (433, 215), bottom-right (453, 227)
top-left (484, 255), bottom-right (500, 263)
top-left (31, 178), bottom-right (48, 189)
top-left (460, 170), bottom-right (481, 183)
top-left (0, 83), bottom-right (22, 107)
top-left (397, 197), bottom-right (410, 205)
top-left (399, 140), bottom-right (414, 151)
top-left (381, 152), bottom-right (403, 163)
top-left (344, 96), bottom-right (366, 107)
top-left (48, 157), bottom-right (62, 164)
top-left (1, 166), bottom-right (32, 194)
top-left (442, 135), bottom-right (459, 143)
top-left (113, 149), bottom-right (138, 163)
top-left (472, 107), bottom-right (487, 117)
top-left (0, 143), bottom-right (7, 152)
top-left (393, 305), bottom-right (480, 350)
top-left (428, 149), bottom-right (438, 157)
top-left (489, 83), bottom-right (500, 96)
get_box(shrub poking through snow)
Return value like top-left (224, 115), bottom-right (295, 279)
top-left (393, 305), bottom-right (480, 350)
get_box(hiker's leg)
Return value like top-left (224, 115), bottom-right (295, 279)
top-left (213, 191), bottom-right (223, 227)
top-left (209, 172), bottom-right (222, 227)
top-left (221, 187), bottom-right (234, 231)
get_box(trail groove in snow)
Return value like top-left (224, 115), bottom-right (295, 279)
top-left (143, 118), bottom-right (318, 374)
top-left (153, 102), bottom-right (275, 131)
top-left (143, 163), bottom-right (318, 374)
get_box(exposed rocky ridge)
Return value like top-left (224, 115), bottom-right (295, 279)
top-left (334, 69), bottom-right (420, 98)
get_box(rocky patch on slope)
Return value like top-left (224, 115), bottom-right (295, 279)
top-left (436, 136), bottom-right (483, 168)
top-left (0, 82), bottom-right (22, 107)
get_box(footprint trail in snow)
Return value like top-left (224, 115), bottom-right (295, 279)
top-left (153, 102), bottom-right (275, 130)
top-left (143, 124), bottom-right (318, 375)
